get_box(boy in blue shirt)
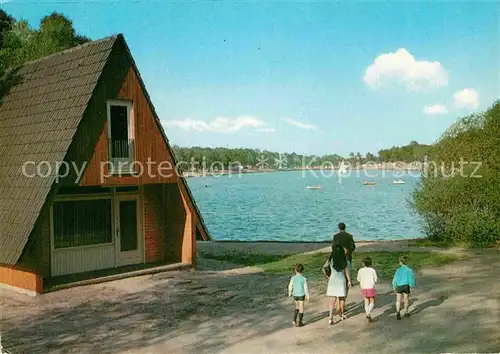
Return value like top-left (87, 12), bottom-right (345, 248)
top-left (392, 255), bottom-right (416, 320)
top-left (288, 263), bottom-right (310, 327)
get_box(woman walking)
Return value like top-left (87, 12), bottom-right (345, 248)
top-left (323, 244), bottom-right (352, 324)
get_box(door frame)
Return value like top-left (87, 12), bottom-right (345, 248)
top-left (114, 192), bottom-right (144, 267)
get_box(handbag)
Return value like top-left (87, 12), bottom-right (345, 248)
top-left (322, 259), bottom-right (332, 277)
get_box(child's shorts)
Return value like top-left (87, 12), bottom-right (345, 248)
top-left (361, 288), bottom-right (376, 298)
top-left (294, 296), bottom-right (306, 301)
top-left (395, 285), bottom-right (410, 294)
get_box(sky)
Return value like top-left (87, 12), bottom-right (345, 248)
top-left (3, 1), bottom-right (499, 156)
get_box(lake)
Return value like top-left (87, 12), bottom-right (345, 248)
top-left (187, 170), bottom-right (423, 241)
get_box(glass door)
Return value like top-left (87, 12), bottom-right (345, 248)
top-left (114, 194), bottom-right (143, 266)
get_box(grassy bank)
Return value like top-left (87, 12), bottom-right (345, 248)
top-left (414, 238), bottom-right (500, 249)
top-left (201, 251), bottom-right (462, 281)
top-left (414, 239), bottom-right (455, 248)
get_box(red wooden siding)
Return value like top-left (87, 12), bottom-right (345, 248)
top-left (79, 66), bottom-right (177, 186)
top-left (180, 187), bottom-right (195, 265)
top-left (142, 184), bottom-right (196, 265)
top-left (0, 266), bottom-right (43, 294)
top-left (143, 185), bottom-right (163, 263)
top-left (162, 183), bottom-right (194, 264)
top-left (4, 205), bottom-right (48, 294)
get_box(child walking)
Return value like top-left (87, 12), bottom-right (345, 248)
top-left (392, 255), bottom-right (416, 320)
top-left (356, 256), bottom-right (378, 322)
top-left (288, 263), bottom-right (310, 327)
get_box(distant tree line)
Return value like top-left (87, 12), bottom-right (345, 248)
top-left (378, 141), bottom-right (432, 163)
top-left (171, 146), bottom-right (344, 169)
top-left (171, 141), bottom-right (431, 170)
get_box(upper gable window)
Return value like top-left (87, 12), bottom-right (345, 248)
top-left (107, 100), bottom-right (135, 174)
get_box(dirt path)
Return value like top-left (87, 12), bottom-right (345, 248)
top-left (0, 244), bottom-right (498, 353)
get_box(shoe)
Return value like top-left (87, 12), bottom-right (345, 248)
top-left (340, 314), bottom-right (347, 321)
top-left (328, 318), bottom-right (333, 325)
top-left (298, 322), bottom-right (304, 327)
top-left (292, 321), bottom-right (296, 326)
top-left (396, 312), bottom-right (401, 321)
top-left (367, 315), bottom-right (373, 322)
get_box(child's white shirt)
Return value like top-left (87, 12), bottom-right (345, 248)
top-left (357, 266), bottom-right (378, 289)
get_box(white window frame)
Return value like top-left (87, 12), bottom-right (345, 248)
top-left (106, 99), bottom-right (135, 175)
top-left (50, 195), bottom-right (114, 251)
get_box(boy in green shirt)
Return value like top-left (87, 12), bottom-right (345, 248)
top-left (392, 255), bottom-right (416, 320)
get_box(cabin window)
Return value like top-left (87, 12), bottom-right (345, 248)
top-left (107, 100), bottom-right (135, 174)
top-left (53, 199), bottom-right (112, 249)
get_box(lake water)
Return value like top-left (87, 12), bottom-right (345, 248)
top-left (187, 170), bottom-right (424, 242)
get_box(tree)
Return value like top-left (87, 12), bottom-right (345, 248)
top-left (0, 11), bottom-right (89, 71)
top-left (0, 9), bottom-right (14, 49)
top-left (412, 100), bottom-right (500, 246)
top-left (38, 12), bottom-right (89, 51)
top-left (355, 152), bottom-right (363, 164)
top-left (365, 152), bottom-right (376, 162)
top-left (377, 142), bottom-right (431, 163)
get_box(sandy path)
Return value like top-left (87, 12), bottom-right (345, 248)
top-left (146, 249), bottom-right (500, 354)
top-left (0, 243), bottom-right (498, 354)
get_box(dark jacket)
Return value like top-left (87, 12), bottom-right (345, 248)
top-left (332, 230), bottom-right (356, 261)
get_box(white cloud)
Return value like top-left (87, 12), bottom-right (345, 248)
top-left (453, 88), bottom-right (479, 109)
top-left (281, 118), bottom-right (318, 130)
top-left (423, 104), bottom-right (448, 115)
top-left (163, 116), bottom-right (266, 133)
top-left (364, 48), bottom-right (448, 91)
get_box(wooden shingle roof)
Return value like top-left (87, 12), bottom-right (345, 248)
top-left (0, 35), bottom-right (118, 264)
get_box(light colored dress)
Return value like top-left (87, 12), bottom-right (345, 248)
top-left (324, 261), bottom-right (347, 297)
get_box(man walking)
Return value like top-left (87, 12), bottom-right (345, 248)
top-left (332, 222), bottom-right (356, 281)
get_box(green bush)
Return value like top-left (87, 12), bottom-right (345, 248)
top-left (412, 100), bottom-right (500, 247)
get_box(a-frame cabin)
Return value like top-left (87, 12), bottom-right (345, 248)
top-left (0, 34), bottom-right (210, 295)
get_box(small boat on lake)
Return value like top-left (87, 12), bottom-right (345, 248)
top-left (362, 181), bottom-right (376, 186)
top-left (392, 179), bottom-right (405, 185)
top-left (306, 185), bottom-right (323, 190)
top-left (338, 160), bottom-right (348, 176)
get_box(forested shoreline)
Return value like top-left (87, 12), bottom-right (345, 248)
top-left (172, 141), bottom-right (432, 170)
